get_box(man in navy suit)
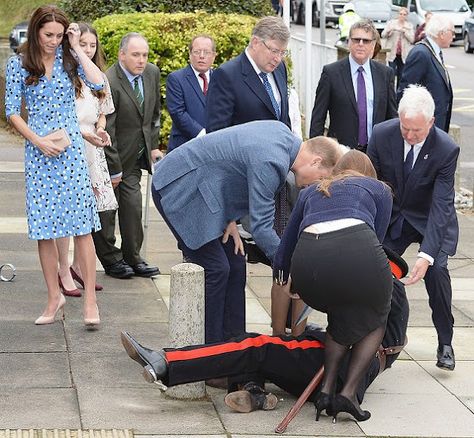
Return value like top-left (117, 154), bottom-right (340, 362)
top-left (310, 19), bottom-right (397, 151)
top-left (166, 35), bottom-right (216, 152)
top-left (152, 121), bottom-right (342, 344)
top-left (205, 16), bottom-right (291, 132)
top-left (367, 85), bottom-right (459, 371)
top-left (397, 15), bottom-right (454, 133)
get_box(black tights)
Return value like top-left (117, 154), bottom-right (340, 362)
top-left (320, 325), bottom-right (385, 409)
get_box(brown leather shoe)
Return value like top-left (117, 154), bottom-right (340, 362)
top-left (224, 382), bottom-right (278, 413)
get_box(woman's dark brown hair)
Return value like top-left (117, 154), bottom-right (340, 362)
top-left (20, 5), bottom-right (80, 93)
top-left (77, 22), bottom-right (106, 100)
top-left (318, 149), bottom-right (378, 196)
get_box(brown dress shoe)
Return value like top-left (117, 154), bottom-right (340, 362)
top-left (224, 382), bottom-right (278, 413)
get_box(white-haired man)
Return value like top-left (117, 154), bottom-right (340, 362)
top-left (367, 85), bottom-right (459, 371)
top-left (397, 14), bottom-right (454, 132)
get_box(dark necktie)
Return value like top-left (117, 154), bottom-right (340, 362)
top-left (133, 77), bottom-right (144, 110)
top-left (199, 72), bottom-right (208, 95)
top-left (259, 72), bottom-right (281, 119)
top-left (439, 50), bottom-right (444, 64)
top-left (133, 77), bottom-right (145, 158)
top-left (357, 66), bottom-right (368, 146)
top-left (404, 144), bottom-right (414, 182)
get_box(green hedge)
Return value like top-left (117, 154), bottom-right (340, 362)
top-left (94, 11), bottom-right (257, 148)
top-left (60, 0), bottom-right (272, 22)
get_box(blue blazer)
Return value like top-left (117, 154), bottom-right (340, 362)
top-left (152, 120), bottom-right (301, 260)
top-left (205, 52), bottom-right (290, 132)
top-left (166, 64), bottom-right (211, 151)
top-left (397, 40), bottom-right (453, 133)
top-left (367, 118), bottom-right (459, 257)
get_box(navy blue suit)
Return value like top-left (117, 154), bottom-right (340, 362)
top-left (367, 119), bottom-right (459, 346)
top-left (166, 64), bottom-right (210, 151)
top-left (205, 52), bottom-right (290, 132)
top-left (397, 40), bottom-right (453, 133)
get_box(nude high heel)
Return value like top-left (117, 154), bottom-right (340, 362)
top-left (84, 304), bottom-right (100, 329)
top-left (35, 294), bottom-right (66, 325)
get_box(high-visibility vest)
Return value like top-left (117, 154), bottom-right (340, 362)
top-left (339, 11), bottom-right (361, 40)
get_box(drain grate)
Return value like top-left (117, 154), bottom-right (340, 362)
top-left (0, 430), bottom-right (133, 438)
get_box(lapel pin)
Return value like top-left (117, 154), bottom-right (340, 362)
top-left (424, 154), bottom-right (429, 160)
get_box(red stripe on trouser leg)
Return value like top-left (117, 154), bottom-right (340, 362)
top-left (166, 334), bottom-right (324, 363)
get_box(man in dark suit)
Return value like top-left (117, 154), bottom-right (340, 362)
top-left (166, 35), bottom-right (216, 152)
top-left (205, 16), bottom-right (291, 133)
top-left (367, 85), bottom-right (459, 371)
top-left (310, 19), bottom-right (397, 151)
top-left (397, 14), bottom-right (454, 133)
top-left (94, 33), bottom-right (161, 279)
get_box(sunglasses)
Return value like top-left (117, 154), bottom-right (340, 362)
top-left (350, 37), bottom-right (375, 45)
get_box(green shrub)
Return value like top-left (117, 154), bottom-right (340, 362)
top-left (94, 11), bottom-right (257, 148)
top-left (59, 0), bottom-right (272, 22)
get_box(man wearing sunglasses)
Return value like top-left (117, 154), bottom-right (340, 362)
top-left (310, 19), bottom-right (397, 152)
top-left (205, 16), bottom-right (291, 133)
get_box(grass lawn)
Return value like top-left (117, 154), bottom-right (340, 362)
top-left (0, 0), bottom-right (57, 38)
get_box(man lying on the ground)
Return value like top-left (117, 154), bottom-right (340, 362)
top-left (120, 250), bottom-right (409, 417)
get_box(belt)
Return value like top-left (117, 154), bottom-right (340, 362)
top-left (376, 336), bottom-right (408, 376)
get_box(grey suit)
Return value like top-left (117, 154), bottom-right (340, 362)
top-left (94, 62), bottom-right (161, 267)
top-left (152, 120), bottom-right (301, 342)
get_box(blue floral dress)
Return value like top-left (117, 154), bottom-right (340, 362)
top-left (4, 47), bottom-right (102, 240)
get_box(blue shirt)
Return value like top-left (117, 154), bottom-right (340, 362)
top-left (349, 55), bottom-right (374, 141)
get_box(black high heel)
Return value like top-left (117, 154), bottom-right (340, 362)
top-left (314, 392), bottom-right (334, 421)
top-left (332, 394), bottom-right (371, 422)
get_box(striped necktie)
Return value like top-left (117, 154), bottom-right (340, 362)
top-left (133, 77), bottom-right (144, 110)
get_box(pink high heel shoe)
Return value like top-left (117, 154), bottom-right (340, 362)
top-left (84, 304), bottom-right (100, 329)
top-left (35, 294), bottom-right (66, 325)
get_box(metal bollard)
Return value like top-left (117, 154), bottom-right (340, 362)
top-left (449, 124), bottom-right (461, 194)
top-left (166, 262), bottom-right (206, 399)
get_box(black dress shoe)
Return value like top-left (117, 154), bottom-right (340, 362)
top-left (131, 261), bottom-right (160, 278)
top-left (120, 331), bottom-right (168, 383)
top-left (224, 382), bottom-right (278, 413)
top-left (104, 260), bottom-right (134, 279)
top-left (436, 345), bottom-right (455, 371)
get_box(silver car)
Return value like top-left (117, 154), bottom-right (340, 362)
top-left (463, 11), bottom-right (474, 53)
top-left (9, 21), bottom-right (28, 53)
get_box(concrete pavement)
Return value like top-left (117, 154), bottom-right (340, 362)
top-left (1, 124), bottom-right (473, 437)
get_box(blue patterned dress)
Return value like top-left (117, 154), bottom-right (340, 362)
top-left (4, 47), bottom-right (102, 240)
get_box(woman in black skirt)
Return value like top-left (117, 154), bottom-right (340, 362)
top-left (273, 150), bottom-right (393, 422)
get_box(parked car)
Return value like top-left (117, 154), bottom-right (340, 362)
top-left (9, 21), bottom-right (28, 53)
top-left (291, 0), bottom-right (349, 27)
top-left (391, 0), bottom-right (471, 41)
top-left (463, 11), bottom-right (474, 52)
top-left (353, 0), bottom-right (393, 33)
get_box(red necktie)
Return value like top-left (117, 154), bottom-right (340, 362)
top-left (199, 73), bottom-right (208, 95)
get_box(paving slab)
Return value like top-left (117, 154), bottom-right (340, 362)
top-left (0, 352), bottom-right (70, 388)
top-left (360, 392), bottom-right (474, 437)
top-left (77, 387), bottom-right (223, 434)
top-left (408, 298), bottom-right (474, 326)
top-left (0, 320), bottom-right (66, 352)
top-left (366, 360), bottom-right (447, 395)
top-left (0, 388), bottom-right (81, 429)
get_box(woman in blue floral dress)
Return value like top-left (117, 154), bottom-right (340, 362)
top-left (4, 5), bottom-right (103, 328)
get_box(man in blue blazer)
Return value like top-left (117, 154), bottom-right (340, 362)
top-left (152, 120), bottom-right (342, 344)
top-left (205, 16), bottom-right (291, 133)
top-left (166, 35), bottom-right (216, 152)
top-left (367, 85), bottom-right (459, 371)
top-left (397, 15), bottom-right (454, 133)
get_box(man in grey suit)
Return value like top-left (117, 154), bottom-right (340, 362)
top-left (310, 19), bottom-right (397, 151)
top-left (152, 120), bottom-right (342, 343)
top-left (94, 33), bottom-right (162, 279)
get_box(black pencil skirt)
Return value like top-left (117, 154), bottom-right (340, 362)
top-left (290, 223), bottom-right (393, 345)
